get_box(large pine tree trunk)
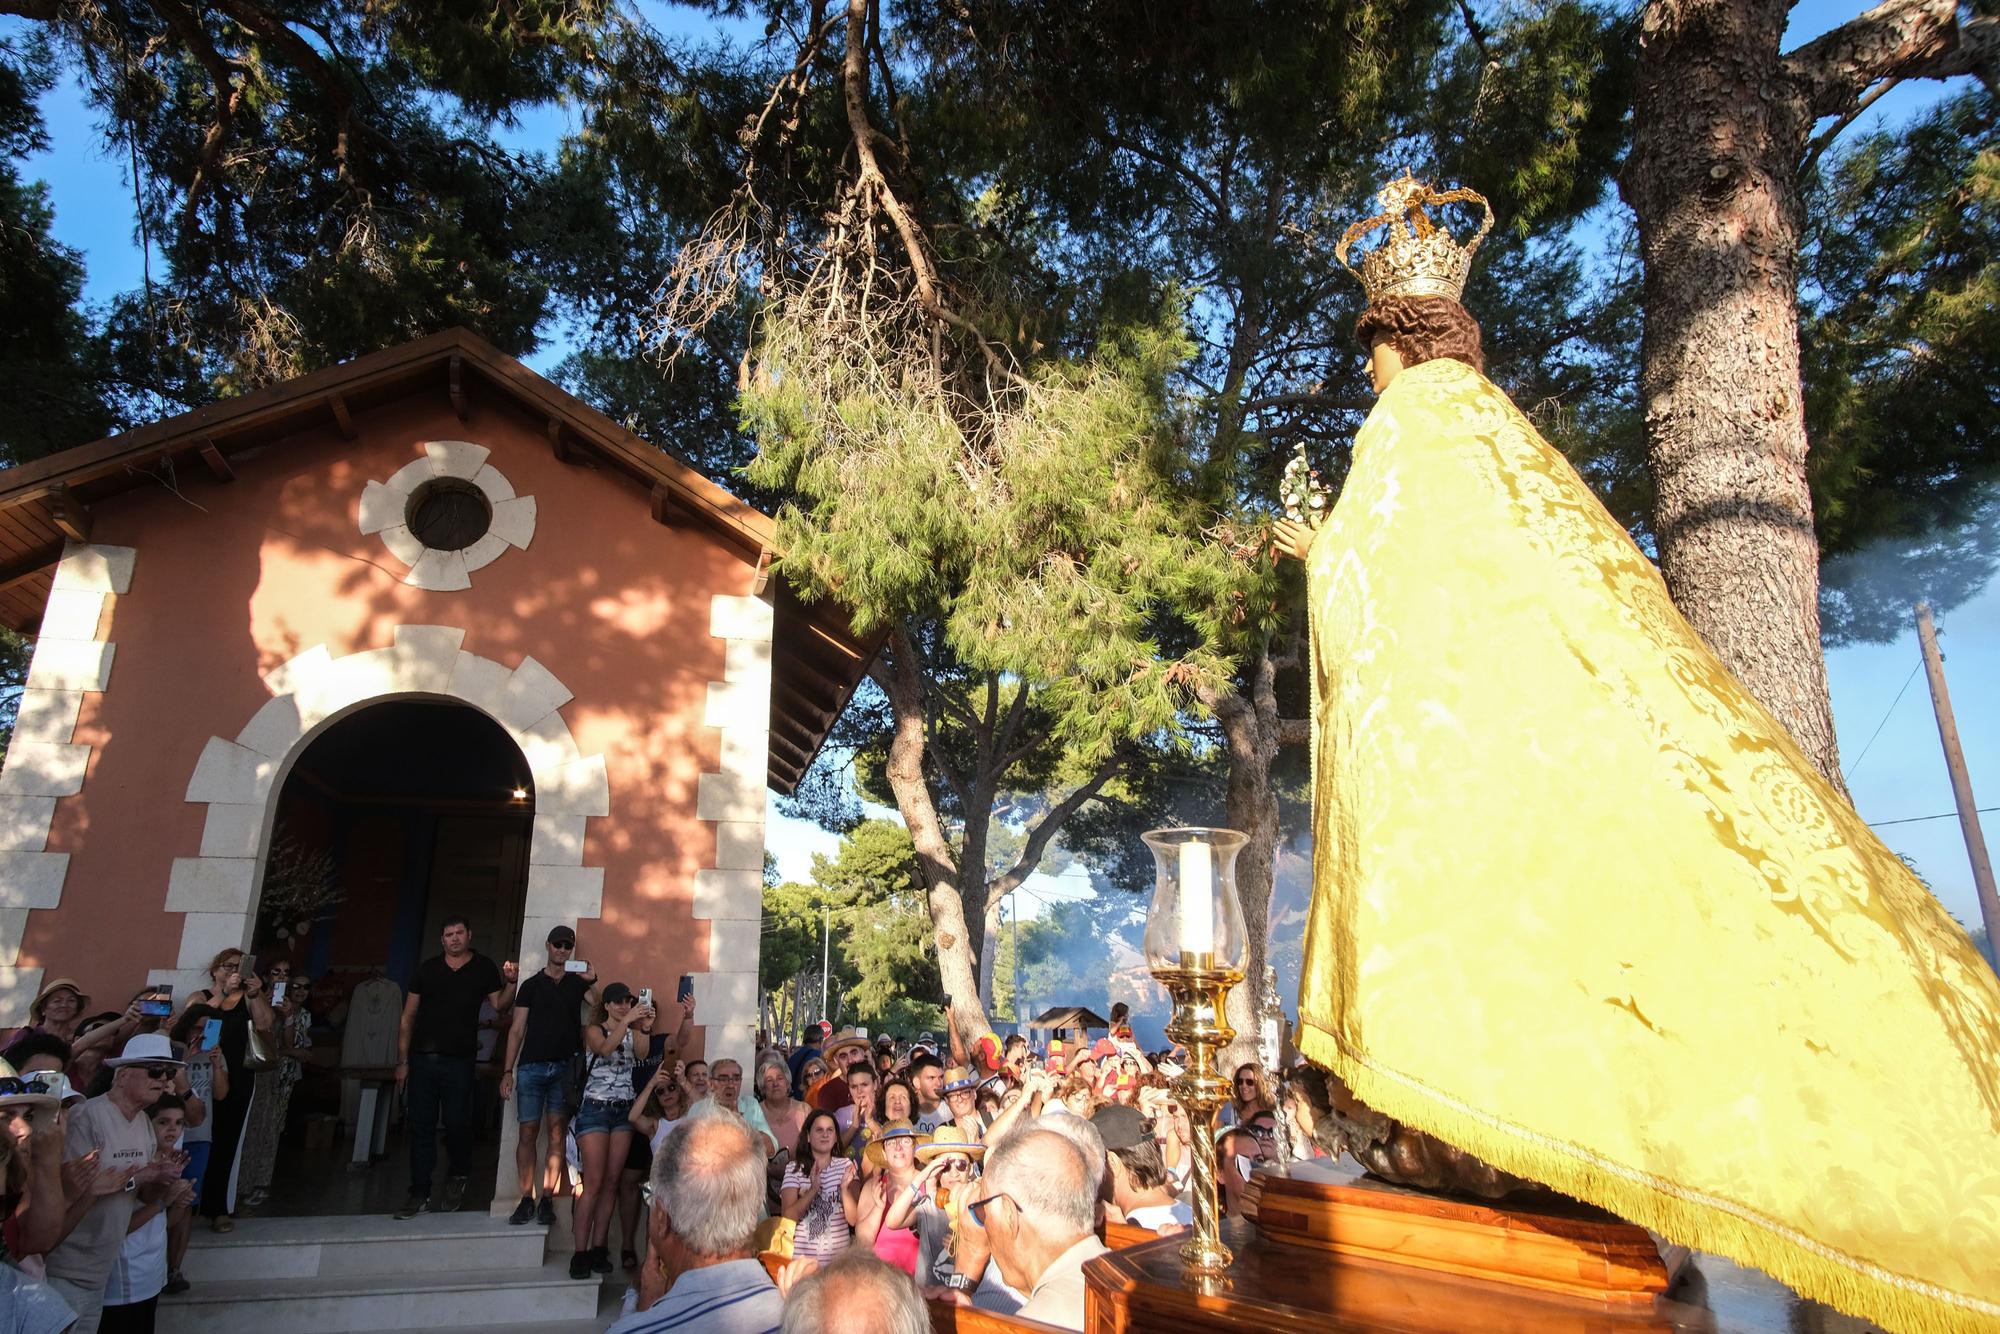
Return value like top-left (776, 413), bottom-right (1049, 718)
top-left (1621, 0), bottom-right (1846, 790)
top-left (878, 629), bottom-right (993, 1048)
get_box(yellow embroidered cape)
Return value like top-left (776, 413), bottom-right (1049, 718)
top-left (1297, 358), bottom-right (2000, 1334)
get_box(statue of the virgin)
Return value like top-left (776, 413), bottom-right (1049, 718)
top-left (1271, 174), bottom-right (2000, 1334)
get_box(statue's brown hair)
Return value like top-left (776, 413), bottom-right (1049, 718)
top-left (1353, 296), bottom-right (1484, 374)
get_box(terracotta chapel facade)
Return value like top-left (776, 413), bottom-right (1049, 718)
top-left (0, 331), bottom-right (871, 1145)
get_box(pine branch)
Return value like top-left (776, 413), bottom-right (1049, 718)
top-left (988, 753), bottom-right (1126, 899)
top-left (1783, 0), bottom-right (1965, 120)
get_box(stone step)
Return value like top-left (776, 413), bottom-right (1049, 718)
top-left (179, 1211), bottom-right (548, 1282)
top-left (157, 1257), bottom-right (598, 1334)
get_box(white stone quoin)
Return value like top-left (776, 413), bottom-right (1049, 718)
top-left (0, 542), bottom-right (134, 1024)
top-left (687, 593), bottom-right (776, 1080)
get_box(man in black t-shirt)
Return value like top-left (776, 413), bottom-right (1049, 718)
top-left (394, 916), bottom-right (514, 1218)
top-left (498, 924), bottom-right (597, 1225)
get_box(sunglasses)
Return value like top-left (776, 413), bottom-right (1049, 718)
top-left (141, 1065), bottom-right (178, 1079)
top-left (966, 1191), bottom-right (1016, 1229)
top-left (940, 1161), bottom-right (973, 1175)
top-left (0, 1077), bottom-right (39, 1098)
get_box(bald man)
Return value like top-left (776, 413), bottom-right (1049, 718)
top-left (967, 1127), bottom-right (1109, 1332)
top-left (778, 1251), bottom-right (928, 1334)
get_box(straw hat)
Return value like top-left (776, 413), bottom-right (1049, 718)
top-left (821, 1028), bottom-right (872, 1073)
top-left (863, 1119), bottom-right (927, 1170)
top-left (941, 1064), bottom-right (980, 1095)
top-left (28, 977), bottom-right (88, 1023)
top-left (915, 1123), bottom-right (986, 1163)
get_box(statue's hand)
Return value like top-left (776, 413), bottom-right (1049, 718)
top-left (1271, 519), bottom-right (1316, 562)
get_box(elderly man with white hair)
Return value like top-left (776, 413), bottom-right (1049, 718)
top-left (607, 1106), bottom-right (783, 1334)
top-left (962, 1126), bottom-right (1109, 1332)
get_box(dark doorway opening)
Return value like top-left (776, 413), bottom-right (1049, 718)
top-left (242, 699), bottom-right (532, 1217)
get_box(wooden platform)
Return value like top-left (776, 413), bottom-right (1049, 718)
top-left (1083, 1220), bottom-right (1712, 1333)
top-left (1243, 1163), bottom-right (1685, 1306)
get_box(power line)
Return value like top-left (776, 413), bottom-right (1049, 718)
top-left (1868, 805), bottom-right (2000, 830)
top-left (1843, 663), bottom-right (1922, 783)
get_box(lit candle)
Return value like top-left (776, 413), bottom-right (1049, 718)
top-left (1179, 838), bottom-right (1213, 959)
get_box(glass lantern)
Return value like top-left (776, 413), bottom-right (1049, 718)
top-left (1140, 827), bottom-right (1250, 973)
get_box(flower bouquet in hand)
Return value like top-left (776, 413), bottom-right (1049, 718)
top-left (1279, 443), bottom-right (1330, 526)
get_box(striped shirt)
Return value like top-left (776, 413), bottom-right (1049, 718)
top-left (604, 1258), bottom-right (782, 1334)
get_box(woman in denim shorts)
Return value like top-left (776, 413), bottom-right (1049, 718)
top-left (569, 984), bottom-right (649, 1280)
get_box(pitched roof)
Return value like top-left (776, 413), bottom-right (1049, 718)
top-left (0, 328), bottom-right (878, 794)
top-left (1028, 1006), bottom-right (1112, 1032)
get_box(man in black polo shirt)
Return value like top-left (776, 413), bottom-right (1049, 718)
top-left (499, 924), bottom-right (597, 1225)
top-left (395, 915), bottom-right (514, 1218)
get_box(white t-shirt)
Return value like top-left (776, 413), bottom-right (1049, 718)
top-left (914, 1104), bottom-right (949, 1134)
top-left (648, 1115), bottom-right (682, 1156)
top-left (104, 1212), bottom-right (167, 1306)
top-left (1124, 1200), bottom-right (1193, 1232)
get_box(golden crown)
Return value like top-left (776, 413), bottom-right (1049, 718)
top-left (1336, 173), bottom-right (1494, 304)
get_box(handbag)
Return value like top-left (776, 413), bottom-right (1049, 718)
top-left (243, 1022), bottom-right (278, 1072)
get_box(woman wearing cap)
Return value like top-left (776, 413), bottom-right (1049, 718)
top-left (905, 1126), bottom-right (983, 1291)
top-left (846, 1120), bottom-right (927, 1275)
top-left (780, 1110), bottom-right (857, 1263)
top-left (570, 984), bottom-right (649, 1281)
top-left (938, 1067), bottom-right (984, 1146)
top-left (182, 949), bottom-right (273, 1234)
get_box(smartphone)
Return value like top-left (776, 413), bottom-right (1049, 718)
top-left (138, 987), bottom-right (173, 1018)
top-left (676, 974), bottom-right (694, 1004)
top-left (238, 954), bottom-right (257, 982)
top-left (201, 1018), bottom-right (223, 1052)
top-left (565, 959), bottom-right (590, 974)
top-left (270, 981), bottom-right (288, 1005)
top-left (637, 988), bottom-right (654, 1009)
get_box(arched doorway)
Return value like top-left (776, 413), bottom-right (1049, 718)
top-left (246, 699), bottom-right (533, 1216)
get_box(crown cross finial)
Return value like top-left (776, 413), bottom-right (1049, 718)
top-left (1337, 172), bottom-right (1495, 305)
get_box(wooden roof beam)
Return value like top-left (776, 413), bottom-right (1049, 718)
top-left (198, 441), bottom-right (235, 482)
top-left (775, 672), bottom-right (843, 718)
top-left (0, 541), bottom-right (62, 591)
top-left (48, 484), bottom-right (89, 543)
top-left (327, 392), bottom-right (357, 440)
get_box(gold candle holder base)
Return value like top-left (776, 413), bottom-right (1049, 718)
top-left (1154, 956), bottom-right (1246, 1276)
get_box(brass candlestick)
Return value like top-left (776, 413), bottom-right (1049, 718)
top-left (1140, 826), bottom-right (1251, 1279)
top-left (1157, 954), bottom-right (1245, 1273)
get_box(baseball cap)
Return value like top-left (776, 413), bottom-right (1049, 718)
top-left (602, 982), bottom-right (634, 1005)
top-left (1090, 1103), bottom-right (1149, 1151)
top-left (547, 926), bottom-right (577, 946)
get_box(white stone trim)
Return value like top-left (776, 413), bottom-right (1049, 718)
top-left (169, 628), bottom-right (610, 994)
top-left (0, 544), bottom-right (134, 999)
top-left (691, 594), bottom-right (776, 1078)
top-left (358, 441), bottom-right (534, 590)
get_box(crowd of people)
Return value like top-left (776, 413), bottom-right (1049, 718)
top-left (1, 925), bottom-right (1314, 1334)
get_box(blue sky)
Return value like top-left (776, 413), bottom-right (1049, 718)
top-left (7, 5), bottom-right (1994, 938)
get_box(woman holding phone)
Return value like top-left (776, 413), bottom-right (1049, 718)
top-left (237, 962), bottom-right (311, 1210)
top-left (569, 984), bottom-right (648, 1281)
top-left (182, 949), bottom-right (273, 1232)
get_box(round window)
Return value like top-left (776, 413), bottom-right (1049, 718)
top-left (404, 477), bottom-right (493, 552)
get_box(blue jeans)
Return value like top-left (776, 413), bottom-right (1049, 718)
top-left (514, 1059), bottom-right (571, 1123)
top-left (406, 1052), bottom-right (476, 1194)
top-left (573, 1098), bottom-right (631, 1137)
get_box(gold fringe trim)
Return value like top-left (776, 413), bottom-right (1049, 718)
top-left (1295, 1021), bottom-right (2000, 1334)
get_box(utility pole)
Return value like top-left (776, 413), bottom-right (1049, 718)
top-left (819, 905), bottom-right (831, 1024)
top-left (1915, 602), bottom-right (2000, 957)
top-left (1011, 888), bottom-right (1025, 1031)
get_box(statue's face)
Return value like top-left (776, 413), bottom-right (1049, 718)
top-left (1369, 337), bottom-right (1406, 394)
